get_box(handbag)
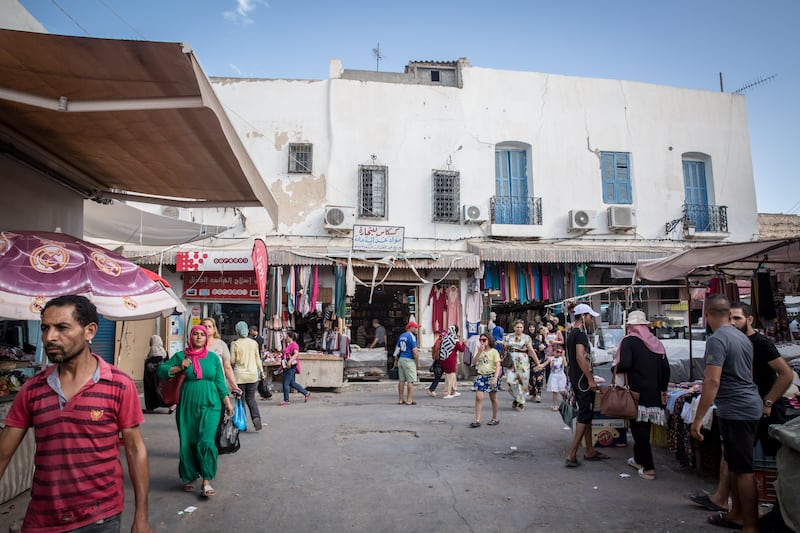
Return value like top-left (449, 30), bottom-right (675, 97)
top-left (501, 346), bottom-right (514, 369)
top-left (215, 411), bottom-right (240, 455)
top-left (232, 397), bottom-right (247, 431)
top-left (157, 371), bottom-right (186, 406)
top-left (599, 370), bottom-right (640, 419)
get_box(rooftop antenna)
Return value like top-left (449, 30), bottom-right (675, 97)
top-left (733, 74), bottom-right (777, 94)
top-left (372, 43), bottom-right (383, 72)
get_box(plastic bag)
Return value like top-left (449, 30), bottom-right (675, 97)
top-left (257, 377), bottom-right (272, 399)
top-left (215, 412), bottom-right (240, 455)
top-left (233, 397), bottom-right (247, 431)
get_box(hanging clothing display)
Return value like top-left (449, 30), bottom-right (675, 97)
top-left (464, 290), bottom-right (482, 325)
top-left (445, 285), bottom-right (462, 328)
top-left (428, 286), bottom-right (446, 333)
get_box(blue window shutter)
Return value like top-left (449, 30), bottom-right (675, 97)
top-left (601, 152), bottom-right (632, 204)
top-left (93, 316), bottom-right (117, 365)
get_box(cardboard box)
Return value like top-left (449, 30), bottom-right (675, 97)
top-left (591, 427), bottom-right (627, 447)
top-left (592, 416), bottom-right (626, 429)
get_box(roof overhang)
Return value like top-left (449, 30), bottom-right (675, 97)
top-left (468, 240), bottom-right (673, 264)
top-left (0, 29), bottom-right (278, 226)
top-left (633, 237), bottom-right (800, 282)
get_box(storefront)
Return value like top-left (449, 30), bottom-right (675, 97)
top-left (177, 251), bottom-right (262, 343)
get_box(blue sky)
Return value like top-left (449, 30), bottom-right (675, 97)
top-left (19, 0), bottom-right (800, 215)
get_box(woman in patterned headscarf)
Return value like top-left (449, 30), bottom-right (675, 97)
top-left (159, 325), bottom-right (234, 497)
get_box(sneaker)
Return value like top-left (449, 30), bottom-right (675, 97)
top-left (442, 394), bottom-right (454, 399)
top-left (304, 392), bottom-right (311, 403)
top-left (280, 401), bottom-right (290, 406)
top-left (253, 417), bottom-right (263, 431)
top-left (453, 392), bottom-right (461, 397)
top-left (426, 390), bottom-right (436, 397)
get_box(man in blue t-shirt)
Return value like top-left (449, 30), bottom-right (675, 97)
top-left (691, 294), bottom-right (761, 532)
top-left (394, 321), bottom-right (420, 405)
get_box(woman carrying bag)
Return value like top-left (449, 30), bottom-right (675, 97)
top-left (280, 331), bottom-right (311, 405)
top-left (158, 325), bottom-right (234, 497)
top-left (230, 321), bottom-right (263, 431)
top-left (614, 310), bottom-right (670, 480)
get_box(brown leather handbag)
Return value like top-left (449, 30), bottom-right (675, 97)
top-left (599, 371), bottom-right (640, 419)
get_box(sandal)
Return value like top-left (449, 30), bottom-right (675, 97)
top-left (469, 421), bottom-right (481, 428)
top-left (487, 419), bottom-right (500, 425)
top-left (583, 452), bottom-right (610, 461)
top-left (689, 493), bottom-right (728, 512)
top-left (707, 512), bottom-right (743, 530)
top-left (182, 482), bottom-right (195, 492)
top-left (564, 458), bottom-right (579, 468)
top-left (201, 484), bottom-right (216, 497)
top-left (405, 401), bottom-right (417, 405)
top-left (637, 467), bottom-right (656, 480)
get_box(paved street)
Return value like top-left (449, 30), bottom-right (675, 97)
top-left (2, 382), bottom-right (738, 532)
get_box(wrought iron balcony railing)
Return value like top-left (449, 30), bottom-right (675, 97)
top-left (683, 203), bottom-right (728, 233)
top-left (490, 196), bottom-right (543, 225)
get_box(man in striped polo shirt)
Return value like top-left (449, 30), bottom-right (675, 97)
top-left (0, 295), bottom-right (152, 532)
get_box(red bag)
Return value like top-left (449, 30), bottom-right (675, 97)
top-left (157, 372), bottom-right (186, 405)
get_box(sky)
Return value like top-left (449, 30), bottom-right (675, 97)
top-left (16, 0), bottom-right (800, 215)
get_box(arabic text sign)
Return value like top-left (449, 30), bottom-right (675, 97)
top-left (352, 225), bottom-right (405, 252)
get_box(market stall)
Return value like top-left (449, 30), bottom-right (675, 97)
top-left (633, 237), bottom-right (800, 492)
top-left (0, 230), bottom-right (185, 503)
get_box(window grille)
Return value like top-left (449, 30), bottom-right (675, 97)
top-left (432, 170), bottom-right (460, 222)
top-left (289, 143), bottom-right (313, 173)
top-left (358, 165), bottom-right (387, 218)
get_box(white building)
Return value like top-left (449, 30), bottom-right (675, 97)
top-left (170, 57), bottom-right (756, 344)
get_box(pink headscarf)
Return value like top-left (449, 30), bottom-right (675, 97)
top-left (185, 325), bottom-right (210, 379)
top-left (617, 324), bottom-right (666, 359)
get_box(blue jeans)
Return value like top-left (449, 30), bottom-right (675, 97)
top-left (282, 367), bottom-right (308, 402)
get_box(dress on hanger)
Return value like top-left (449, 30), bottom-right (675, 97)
top-left (428, 286), bottom-right (446, 333)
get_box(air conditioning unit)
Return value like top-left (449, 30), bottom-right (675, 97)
top-left (323, 206), bottom-right (356, 231)
top-left (462, 204), bottom-right (487, 224)
top-left (567, 209), bottom-right (597, 231)
top-left (607, 206), bottom-right (636, 231)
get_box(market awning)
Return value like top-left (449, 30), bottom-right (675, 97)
top-left (83, 200), bottom-right (233, 246)
top-left (633, 238), bottom-right (800, 282)
top-left (0, 29), bottom-right (278, 225)
top-left (468, 241), bottom-right (673, 264)
top-left (123, 246), bottom-right (482, 271)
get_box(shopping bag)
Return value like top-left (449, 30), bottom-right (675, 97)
top-left (215, 412), bottom-right (240, 455)
top-left (559, 398), bottom-right (576, 425)
top-left (156, 372), bottom-right (186, 406)
top-left (599, 385), bottom-right (640, 419)
top-left (233, 397), bottom-right (247, 431)
top-left (257, 377), bottom-right (272, 399)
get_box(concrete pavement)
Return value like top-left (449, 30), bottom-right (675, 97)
top-left (2, 381), bottom-right (742, 532)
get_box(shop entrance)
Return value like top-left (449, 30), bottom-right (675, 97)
top-left (190, 301), bottom-right (261, 345)
top-left (351, 284), bottom-right (418, 352)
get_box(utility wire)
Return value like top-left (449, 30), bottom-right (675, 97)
top-left (97, 0), bottom-right (147, 39)
top-left (49, 0), bottom-right (90, 35)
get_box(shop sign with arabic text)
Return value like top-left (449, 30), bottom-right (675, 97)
top-left (352, 225), bottom-right (405, 252)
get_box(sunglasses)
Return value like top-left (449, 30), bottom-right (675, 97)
top-left (479, 338), bottom-right (488, 342)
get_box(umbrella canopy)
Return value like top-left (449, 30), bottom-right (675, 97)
top-left (0, 231), bottom-right (185, 320)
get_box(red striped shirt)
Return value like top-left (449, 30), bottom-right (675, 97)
top-left (4, 354), bottom-right (144, 532)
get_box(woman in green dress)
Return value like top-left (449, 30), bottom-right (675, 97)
top-left (158, 324), bottom-right (233, 497)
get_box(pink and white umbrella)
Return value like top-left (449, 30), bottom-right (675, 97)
top-left (0, 231), bottom-right (185, 320)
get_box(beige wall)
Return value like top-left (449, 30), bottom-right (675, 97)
top-left (115, 320), bottom-right (159, 381)
top-left (0, 155), bottom-right (84, 235)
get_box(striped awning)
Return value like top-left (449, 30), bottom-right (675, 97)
top-left (468, 241), bottom-right (675, 264)
top-left (127, 246), bottom-right (481, 270)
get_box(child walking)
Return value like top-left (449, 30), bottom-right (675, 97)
top-left (544, 349), bottom-right (568, 410)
